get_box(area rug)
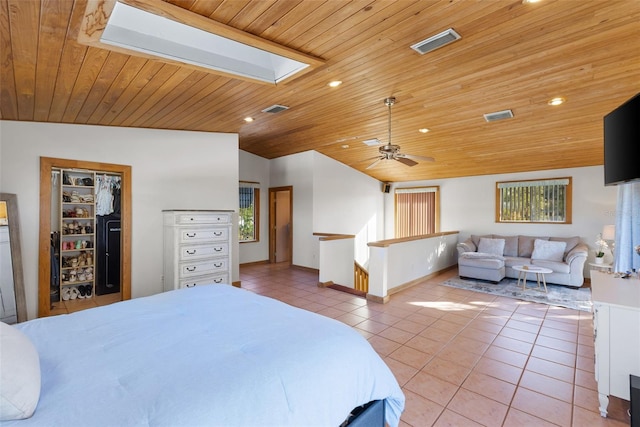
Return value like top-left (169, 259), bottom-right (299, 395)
top-left (441, 277), bottom-right (593, 312)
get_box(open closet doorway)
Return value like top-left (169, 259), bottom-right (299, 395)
top-left (269, 186), bottom-right (292, 264)
top-left (38, 157), bottom-right (131, 317)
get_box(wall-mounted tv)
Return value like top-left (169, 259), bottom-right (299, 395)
top-left (604, 92), bottom-right (640, 186)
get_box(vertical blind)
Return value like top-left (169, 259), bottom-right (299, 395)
top-left (497, 178), bottom-right (569, 222)
top-left (395, 188), bottom-right (437, 238)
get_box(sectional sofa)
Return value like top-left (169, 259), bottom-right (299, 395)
top-left (457, 234), bottom-right (589, 287)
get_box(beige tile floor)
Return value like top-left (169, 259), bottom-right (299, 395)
top-left (240, 262), bottom-right (630, 427)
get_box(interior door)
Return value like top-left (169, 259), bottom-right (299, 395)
top-left (269, 187), bottom-right (292, 264)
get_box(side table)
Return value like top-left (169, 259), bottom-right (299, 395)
top-left (589, 262), bottom-right (613, 272)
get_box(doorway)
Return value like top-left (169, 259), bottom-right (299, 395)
top-left (38, 157), bottom-right (131, 317)
top-left (269, 186), bottom-right (292, 264)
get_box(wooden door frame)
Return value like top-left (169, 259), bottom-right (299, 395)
top-left (268, 186), bottom-right (293, 264)
top-left (38, 157), bottom-right (132, 317)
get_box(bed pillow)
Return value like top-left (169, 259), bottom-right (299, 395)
top-left (0, 322), bottom-right (41, 421)
top-left (531, 239), bottom-right (567, 262)
top-left (477, 237), bottom-right (506, 256)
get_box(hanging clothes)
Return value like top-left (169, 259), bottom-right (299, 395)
top-left (95, 175), bottom-right (121, 216)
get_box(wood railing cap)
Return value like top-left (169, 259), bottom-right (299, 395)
top-left (368, 231), bottom-right (459, 247)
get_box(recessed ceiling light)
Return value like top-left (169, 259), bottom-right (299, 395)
top-left (419, 128), bottom-right (430, 133)
top-left (244, 117), bottom-right (254, 122)
top-left (522, 0), bottom-right (542, 4)
top-left (328, 80), bottom-right (342, 87)
top-left (548, 97), bottom-right (565, 106)
top-left (341, 144), bottom-right (349, 149)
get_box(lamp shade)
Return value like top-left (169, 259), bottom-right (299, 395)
top-left (602, 224), bottom-right (616, 241)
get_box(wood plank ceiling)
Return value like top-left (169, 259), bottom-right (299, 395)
top-left (1, 0), bottom-right (639, 183)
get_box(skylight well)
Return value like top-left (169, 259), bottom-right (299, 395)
top-left (79, 0), bottom-right (324, 85)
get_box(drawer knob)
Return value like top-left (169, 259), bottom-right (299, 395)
top-left (214, 231), bottom-right (223, 236)
top-left (214, 247), bottom-right (222, 252)
top-left (214, 278), bottom-right (223, 283)
top-left (186, 266), bottom-right (197, 272)
top-left (186, 283), bottom-right (196, 288)
top-left (186, 232), bottom-right (197, 237)
top-left (186, 249), bottom-right (196, 255)
top-left (214, 263), bottom-right (222, 268)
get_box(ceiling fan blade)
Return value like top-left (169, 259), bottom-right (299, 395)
top-left (366, 158), bottom-right (383, 169)
top-left (399, 153), bottom-right (435, 162)
top-left (394, 157), bottom-right (418, 167)
top-left (362, 155), bottom-right (382, 161)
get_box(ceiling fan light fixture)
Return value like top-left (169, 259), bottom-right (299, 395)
top-left (419, 128), bottom-right (430, 133)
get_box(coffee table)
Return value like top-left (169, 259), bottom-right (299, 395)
top-left (513, 265), bottom-right (553, 293)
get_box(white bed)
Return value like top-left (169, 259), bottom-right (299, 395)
top-left (1, 285), bottom-right (404, 426)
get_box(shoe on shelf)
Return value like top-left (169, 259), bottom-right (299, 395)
top-left (69, 287), bottom-right (79, 300)
top-left (62, 287), bottom-right (71, 301)
top-left (77, 285), bottom-right (86, 299)
top-left (85, 285), bottom-right (93, 298)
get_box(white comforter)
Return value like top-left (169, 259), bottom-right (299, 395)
top-left (8, 285), bottom-right (404, 426)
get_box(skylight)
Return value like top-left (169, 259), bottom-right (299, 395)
top-left (90, 1), bottom-right (323, 85)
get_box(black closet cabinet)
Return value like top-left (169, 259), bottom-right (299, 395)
top-left (95, 214), bottom-right (120, 295)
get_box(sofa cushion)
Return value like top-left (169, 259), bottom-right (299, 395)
top-left (518, 235), bottom-right (549, 257)
top-left (493, 235), bottom-right (518, 257)
top-left (532, 259), bottom-right (571, 273)
top-left (549, 236), bottom-right (581, 256)
top-left (458, 256), bottom-right (505, 269)
top-left (478, 237), bottom-right (505, 256)
top-left (471, 234), bottom-right (492, 248)
top-left (504, 257), bottom-right (532, 268)
top-left (531, 239), bottom-right (566, 262)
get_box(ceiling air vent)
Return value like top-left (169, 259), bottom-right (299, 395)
top-left (262, 104), bottom-right (289, 113)
top-left (483, 109), bottom-right (514, 122)
top-left (410, 28), bottom-right (461, 55)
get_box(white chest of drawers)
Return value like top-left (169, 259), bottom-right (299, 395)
top-left (591, 270), bottom-right (640, 418)
top-left (163, 210), bottom-right (233, 291)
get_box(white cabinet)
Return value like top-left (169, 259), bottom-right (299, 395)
top-left (163, 210), bottom-right (233, 291)
top-left (591, 270), bottom-right (640, 417)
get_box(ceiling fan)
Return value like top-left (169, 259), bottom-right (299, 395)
top-left (365, 97), bottom-right (435, 169)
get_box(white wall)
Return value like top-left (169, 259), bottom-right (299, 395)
top-left (269, 151), bottom-right (315, 267)
top-left (312, 152), bottom-right (384, 267)
top-left (267, 151), bottom-right (385, 269)
top-left (383, 166), bottom-right (618, 274)
top-left (0, 121), bottom-right (239, 319)
top-left (238, 150), bottom-right (270, 264)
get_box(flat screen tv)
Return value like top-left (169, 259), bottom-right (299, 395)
top-left (603, 92), bottom-right (640, 186)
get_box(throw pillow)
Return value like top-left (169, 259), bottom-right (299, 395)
top-left (0, 322), bottom-right (41, 421)
top-left (518, 235), bottom-right (549, 257)
top-left (550, 236), bottom-right (581, 255)
top-left (477, 237), bottom-right (506, 256)
top-left (493, 235), bottom-right (518, 257)
top-left (531, 239), bottom-right (567, 262)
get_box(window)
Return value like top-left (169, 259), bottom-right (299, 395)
top-left (239, 182), bottom-right (260, 242)
top-left (395, 186), bottom-right (439, 238)
top-left (496, 177), bottom-right (572, 223)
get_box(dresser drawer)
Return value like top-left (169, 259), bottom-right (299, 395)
top-left (179, 227), bottom-right (228, 243)
top-left (180, 259), bottom-right (228, 278)
top-left (175, 212), bottom-right (231, 225)
top-left (179, 274), bottom-right (228, 289)
top-left (179, 243), bottom-right (228, 260)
